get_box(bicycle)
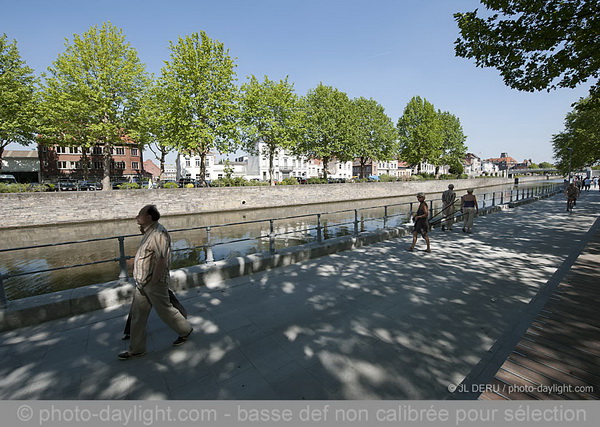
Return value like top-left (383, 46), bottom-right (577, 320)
top-left (566, 197), bottom-right (576, 213)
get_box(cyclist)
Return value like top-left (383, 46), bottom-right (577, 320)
top-left (565, 182), bottom-right (579, 212)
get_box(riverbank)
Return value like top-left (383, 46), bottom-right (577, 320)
top-left (0, 176), bottom-right (550, 229)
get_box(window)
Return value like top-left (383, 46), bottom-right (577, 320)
top-left (195, 159), bottom-right (201, 167)
top-left (131, 162), bottom-right (139, 170)
top-left (93, 161), bottom-right (103, 169)
top-left (115, 147), bottom-right (125, 156)
top-left (69, 147), bottom-right (81, 154)
top-left (112, 161), bottom-right (125, 169)
top-left (186, 160), bottom-right (191, 167)
top-left (70, 161), bottom-right (81, 169)
top-left (57, 161), bottom-right (67, 169)
top-left (56, 146), bottom-right (67, 154)
top-left (92, 146), bottom-right (102, 155)
top-left (131, 148), bottom-right (139, 156)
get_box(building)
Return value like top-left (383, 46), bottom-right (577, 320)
top-left (38, 142), bottom-right (148, 182)
top-left (1, 150), bottom-right (40, 182)
top-left (143, 160), bottom-right (161, 180)
top-left (487, 153), bottom-right (518, 171)
top-left (162, 164), bottom-right (177, 181)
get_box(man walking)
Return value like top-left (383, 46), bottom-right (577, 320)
top-left (441, 184), bottom-right (457, 231)
top-left (118, 205), bottom-right (193, 360)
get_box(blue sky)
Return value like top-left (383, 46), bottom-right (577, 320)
top-left (2, 0), bottom-right (592, 164)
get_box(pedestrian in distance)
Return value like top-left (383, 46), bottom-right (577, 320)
top-left (460, 189), bottom-right (478, 233)
top-left (583, 177), bottom-right (591, 191)
top-left (407, 192), bottom-right (431, 253)
top-left (565, 182), bottom-right (579, 212)
top-left (441, 184), bottom-right (457, 231)
top-left (118, 204), bottom-right (193, 360)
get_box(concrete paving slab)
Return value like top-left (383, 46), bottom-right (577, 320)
top-left (0, 191), bottom-right (598, 400)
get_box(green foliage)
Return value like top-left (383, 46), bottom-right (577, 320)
top-left (117, 182), bottom-right (140, 190)
top-left (454, 0), bottom-right (600, 98)
top-left (0, 34), bottom-right (38, 162)
top-left (538, 161), bottom-right (554, 169)
top-left (307, 177), bottom-right (327, 184)
top-left (161, 181), bottom-right (178, 189)
top-left (210, 177), bottom-right (268, 187)
top-left (379, 174), bottom-right (397, 182)
top-left (279, 177), bottom-right (299, 185)
top-left (438, 111), bottom-right (467, 169)
top-left (38, 22), bottom-right (150, 189)
top-left (396, 96), bottom-right (442, 171)
top-left (296, 84), bottom-right (354, 179)
top-left (396, 96), bottom-right (468, 174)
top-left (240, 75), bottom-right (303, 185)
top-left (153, 31), bottom-right (240, 186)
top-left (349, 97), bottom-right (398, 179)
top-left (0, 183), bottom-right (50, 193)
top-left (552, 96), bottom-right (600, 173)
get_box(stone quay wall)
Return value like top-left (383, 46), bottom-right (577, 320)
top-left (0, 176), bottom-right (548, 229)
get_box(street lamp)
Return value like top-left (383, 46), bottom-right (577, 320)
top-left (567, 147), bottom-right (573, 183)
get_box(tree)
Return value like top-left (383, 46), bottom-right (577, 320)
top-left (296, 83), bottom-right (354, 180)
top-left (552, 96), bottom-right (600, 174)
top-left (135, 81), bottom-right (174, 179)
top-left (152, 31), bottom-right (239, 186)
top-left (349, 97), bottom-right (398, 179)
top-left (38, 22), bottom-right (150, 189)
top-left (539, 161), bottom-right (554, 169)
top-left (240, 75), bottom-right (303, 185)
top-left (437, 110), bottom-right (468, 175)
top-left (454, 0), bottom-right (600, 98)
top-left (0, 34), bottom-right (38, 170)
top-left (396, 96), bottom-right (443, 173)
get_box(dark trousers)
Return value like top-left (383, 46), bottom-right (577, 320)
top-left (123, 289), bottom-right (187, 335)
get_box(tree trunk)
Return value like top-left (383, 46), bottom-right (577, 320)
top-left (269, 148), bottom-right (275, 186)
top-left (102, 141), bottom-right (112, 190)
top-left (0, 145), bottom-right (5, 172)
top-left (159, 149), bottom-right (166, 179)
top-left (199, 152), bottom-right (207, 187)
top-left (359, 157), bottom-right (368, 179)
top-left (322, 156), bottom-right (330, 180)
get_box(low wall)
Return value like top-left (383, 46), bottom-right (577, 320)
top-left (0, 177), bottom-right (549, 229)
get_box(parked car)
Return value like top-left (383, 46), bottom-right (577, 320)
top-left (78, 180), bottom-right (103, 191)
top-left (58, 179), bottom-right (78, 191)
top-left (0, 174), bottom-right (17, 184)
top-left (295, 177), bottom-right (308, 184)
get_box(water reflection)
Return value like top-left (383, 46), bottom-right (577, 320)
top-left (1, 181), bottom-right (558, 300)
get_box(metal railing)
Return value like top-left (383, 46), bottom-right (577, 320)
top-left (0, 183), bottom-right (563, 307)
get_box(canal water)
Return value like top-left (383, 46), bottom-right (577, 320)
top-left (0, 180), bottom-right (560, 300)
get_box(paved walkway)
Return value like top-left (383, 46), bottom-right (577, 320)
top-left (1, 190), bottom-right (599, 400)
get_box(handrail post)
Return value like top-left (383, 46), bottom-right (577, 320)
top-left (118, 236), bottom-right (128, 281)
top-left (269, 219), bottom-right (275, 253)
top-left (383, 206), bottom-right (388, 228)
top-left (206, 227), bottom-right (214, 263)
top-left (353, 210), bottom-right (359, 236)
top-left (492, 191), bottom-right (496, 206)
top-left (429, 200), bottom-right (433, 219)
top-left (316, 214), bottom-right (323, 243)
top-left (0, 275), bottom-right (7, 309)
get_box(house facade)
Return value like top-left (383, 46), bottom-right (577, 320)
top-left (38, 143), bottom-right (148, 182)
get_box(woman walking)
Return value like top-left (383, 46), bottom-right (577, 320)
top-left (408, 192), bottom-right (431, 253)
top-left (461, 189), bottom-right (478, 233)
